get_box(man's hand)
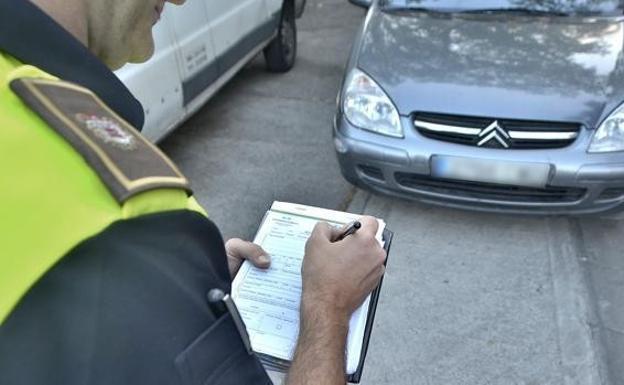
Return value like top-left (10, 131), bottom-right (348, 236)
top-left (286, 216), bottom-right (387, 385)
top-left (224, 238), bottom-right (271, 278)
top-left (301, 215), bottom-right (387, 316)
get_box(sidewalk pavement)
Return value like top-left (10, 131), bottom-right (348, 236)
top-left (349, 190), bottom-right (610, 385)
top-left (577, 218), bottom-right (624, 384)
top-left (270, 190), bottom-right (614, 385)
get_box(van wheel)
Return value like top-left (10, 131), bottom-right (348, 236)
top-left (264, 2), bottom-right (297, 72)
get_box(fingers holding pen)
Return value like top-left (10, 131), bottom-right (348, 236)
top-left (339, 216), bottom-right (386, 263)
top-left (302, 215), bottom-right (386, 316)
top-left (353, 215), bottom-right (379, 238)
top-left (309, 221), bottom-right (341, 243)
top-left (313, 216), bottom-right (385, 264)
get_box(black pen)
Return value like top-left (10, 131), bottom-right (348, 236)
top-left (334, 220), bottom-right (361, 242)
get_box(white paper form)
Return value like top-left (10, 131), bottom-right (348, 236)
top-left (232, 202), bottom-right (385, 375)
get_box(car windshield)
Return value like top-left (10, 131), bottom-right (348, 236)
top-left (380, 0), bottom-right (624, 16)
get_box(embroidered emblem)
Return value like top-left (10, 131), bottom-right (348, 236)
top-left (11, 77), bottom-right (190, 202)
top-left (75, 113), bottom-right (137, 150)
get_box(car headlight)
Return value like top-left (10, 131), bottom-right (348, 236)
top-left (342, 68), bottom-right (403, 138)
top-left (589, 104), bottom-right (624, 153)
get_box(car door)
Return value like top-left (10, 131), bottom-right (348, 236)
top-left (262, 0), bottom-right (282, 43)
top-left (237, 0), bottom-right (273, 55)
top-left (264, 0), bottom-right (282, 19)
top-left (166, 1), bottom-right (219, 110)
top-left (115, 13), bottom-right (183, 142)
top-left (207, 0), bottom-right (271, 75)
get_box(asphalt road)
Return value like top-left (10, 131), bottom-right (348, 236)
top-left (161, 0), bottom-right (364, 240)
top-left (161, 1), bottom-right (624, 384)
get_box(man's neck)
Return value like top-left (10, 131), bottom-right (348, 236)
top-left (29, 0), bottom-right (87, 46)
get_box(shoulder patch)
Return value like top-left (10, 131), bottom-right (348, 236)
top-left (10, 77), bottom-right (191, 203)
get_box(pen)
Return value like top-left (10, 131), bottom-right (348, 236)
top-left (334, 220), bottom-right (361, 242)
top-left (206, 288), bottom-right (254, 355)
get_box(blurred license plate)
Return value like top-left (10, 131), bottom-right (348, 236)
top-left (431, 156), bottom-right (550, 187)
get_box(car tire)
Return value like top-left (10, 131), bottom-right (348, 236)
top-left (264, 1), bottom-right (297, 73)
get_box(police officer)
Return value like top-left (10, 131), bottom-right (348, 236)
top-left (0, 1), bottom-right (387, 385)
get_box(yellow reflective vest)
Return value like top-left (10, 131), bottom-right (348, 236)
top-left (0, 52), bottom-right (206, 323)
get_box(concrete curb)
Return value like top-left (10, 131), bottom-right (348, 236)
top-left (346, 188), bottom-right (372, 215)
top-left (546, 218), bottom-right (611, 385)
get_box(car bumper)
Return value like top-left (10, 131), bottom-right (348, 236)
top-left (333, 113), bottom-right (624, 215)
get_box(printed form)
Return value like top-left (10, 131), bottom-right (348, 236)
top-left (231, 202), bottom-right (383, 374)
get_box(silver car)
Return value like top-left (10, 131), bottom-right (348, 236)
top-left (335, 0), bottom-right (624, 214)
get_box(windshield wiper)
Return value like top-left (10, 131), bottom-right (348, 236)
top-left (458, 7), bottom-right (571, 17)
top-left (381, 6), bottom-right (453, 14)
top-left (381, 6), bottom-right (573, 16)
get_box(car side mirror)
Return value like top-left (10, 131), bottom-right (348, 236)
top-left (348, 0), bottom-right (372, 8)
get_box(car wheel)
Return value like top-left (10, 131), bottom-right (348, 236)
top-left (264, 1), bottom-right (297, 73)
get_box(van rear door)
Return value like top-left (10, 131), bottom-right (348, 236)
top-left (168, 1), bottom-right (218, 110)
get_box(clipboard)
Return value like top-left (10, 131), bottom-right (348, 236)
top-left (232, 202), bottom-right (393, 384)
top-left (348, 228), bottom-right (393, 383)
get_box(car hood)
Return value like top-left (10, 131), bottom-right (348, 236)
top-left (357, 10), bottom-right (624, 127)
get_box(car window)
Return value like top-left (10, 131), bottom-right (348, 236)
top-left (381, 0), bottom-right (624, 16)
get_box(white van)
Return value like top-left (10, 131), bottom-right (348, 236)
top-left (116, 0), bottom-right (306, 142)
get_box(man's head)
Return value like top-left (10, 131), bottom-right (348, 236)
top-left (86, 0), bottom-right (185, 69)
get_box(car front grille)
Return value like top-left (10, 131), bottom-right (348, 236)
top-left (395, 173), bottom-right (586, 203)
top-left (597, 187), bottom-right (624, 202)
top-left (413, 112), bottom-right (581, 149)
top-left (358, 165), bottom-right (385, 181)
